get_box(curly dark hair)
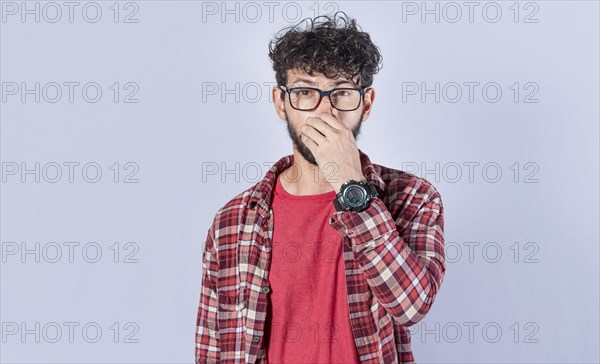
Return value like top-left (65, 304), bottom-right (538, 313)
top-left (268, 11), bottom-right (383, 101)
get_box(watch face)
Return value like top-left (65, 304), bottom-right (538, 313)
top-left (343, 185), bottom-right (367, 208)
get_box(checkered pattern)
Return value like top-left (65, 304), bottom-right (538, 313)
top-left (195, 148), bottom-right (446, 363)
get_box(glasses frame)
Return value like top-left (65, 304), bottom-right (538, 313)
top-left (279, 85), bottom-right (368, 111)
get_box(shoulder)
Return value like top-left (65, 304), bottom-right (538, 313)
top-left (377, 163), bottom-right (441, 200)
top-left (208, 183), bottom-right (259, 239)
top-left (373, 162), bottom-right (443, 222)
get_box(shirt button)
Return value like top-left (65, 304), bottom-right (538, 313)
top-left (252, 336), bottom-right (261, 343)
top-left (261, 286), bottom-right (270, 294)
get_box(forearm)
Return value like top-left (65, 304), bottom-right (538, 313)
top-left (330, 195), bottom-right (446, 326)
top-left (195, 228), bottom-right (220, 363)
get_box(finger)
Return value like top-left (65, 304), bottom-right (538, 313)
top-left (306, 116), bottom-right (337, 137)
top-left (316, 113), bottom-right (346, 131)
top-left (301, 129), bottom-right (319, 148)
top-left (301, 124), bottom-right (326, 145)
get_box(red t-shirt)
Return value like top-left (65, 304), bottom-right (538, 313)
top-left (264, 174), bottom-right (361, 364)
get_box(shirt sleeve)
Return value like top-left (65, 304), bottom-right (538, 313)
top-left (329, 188), bottom-right (445, 327)
top-left (195, 222), bottom-right (220, 363)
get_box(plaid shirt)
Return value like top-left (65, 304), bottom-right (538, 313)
top-left (195, 148), bottom-right (446, 363)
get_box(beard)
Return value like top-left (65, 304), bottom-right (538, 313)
top-left (284, 109), bottom-right (364, 166)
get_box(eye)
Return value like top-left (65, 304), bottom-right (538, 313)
top-left (292, 89), bottom-right (315, 97)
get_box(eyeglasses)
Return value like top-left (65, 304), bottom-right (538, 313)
top-left (279, 85), bottom-right (367, 111)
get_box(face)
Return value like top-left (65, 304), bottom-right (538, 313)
top-left (273, 68), bottom-right (375, 166)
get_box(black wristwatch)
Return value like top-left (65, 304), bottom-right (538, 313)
top-left (333, 179), bottom-right (379, 212)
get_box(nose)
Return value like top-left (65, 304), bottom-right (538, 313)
top-left (314, 93), bottom-right (336, 115)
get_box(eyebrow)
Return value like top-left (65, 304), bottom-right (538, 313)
top-left (290, 78), bottom-right (355, 87)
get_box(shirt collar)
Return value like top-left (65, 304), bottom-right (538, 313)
top-left (248, 148), bottom-right (386, 218)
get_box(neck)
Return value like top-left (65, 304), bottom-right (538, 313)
top-left (280, 149), bottom-right (335, 196)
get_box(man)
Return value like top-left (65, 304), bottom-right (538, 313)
top-left (196, 11), bottom-right (446, 364)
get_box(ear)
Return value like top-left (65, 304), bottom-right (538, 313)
top-left (360, 88), bottom-right (376, 122)
top-left (273, 86), bottom-right (287, 121)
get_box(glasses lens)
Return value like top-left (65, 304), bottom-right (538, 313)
top-left (331, 89), bottom-right (361, 111)
top-left (289, 88), bottom-right (361, 111)
top-left (289, 88), bottom-right (320, 110)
